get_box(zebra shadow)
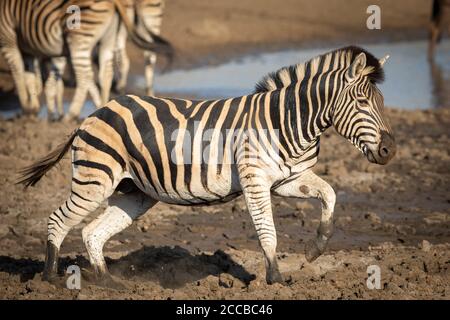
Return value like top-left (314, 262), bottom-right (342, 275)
top-left (0, 246), bottom-right (256, 289)
top-left (107, 245), bottom-right (256, 289)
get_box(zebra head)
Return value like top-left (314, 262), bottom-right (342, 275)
top-left (333, 48), bottom-right (396, 165)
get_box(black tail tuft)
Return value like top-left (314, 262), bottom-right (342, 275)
top-left (16, 130), bottom-right (78, 188)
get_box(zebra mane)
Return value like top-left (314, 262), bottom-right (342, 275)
top-left (254, 46), bottom-right (385, 93)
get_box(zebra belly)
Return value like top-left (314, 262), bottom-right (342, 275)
top-left (129, 164), bottom-right (242, 206)
top-left (17, 31), bottom-right (65, 57)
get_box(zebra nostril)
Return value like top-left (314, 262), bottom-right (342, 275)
top-left (380, 146), bottom-right (389, 157)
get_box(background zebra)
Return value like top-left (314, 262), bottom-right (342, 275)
top-left (0, 0), bottom-right (172, 119)
top-left (114, 0), bottom-right (167, 96)
top-left (40, 0), bottom-right (171, 120)
top-left (18, 46), bottom-right (396, 286)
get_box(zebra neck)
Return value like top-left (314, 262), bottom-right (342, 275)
top-left (273, 84), bottom-right (332, 157)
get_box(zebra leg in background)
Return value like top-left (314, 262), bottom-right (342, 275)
top-left (0, 46), bottom-right (32, 113)
top-left (428, 21), bottom-right (440, 60)
top-left (240, 170), bottom-right (282, 284)
top-left (272, 169), bottom-right (336, 262)
top-left (144, 51), bottom-right (157, 96)
top-left (23, 57), bottom-right (42, 114)
top-left (98, 14), bottom-right (120, 105)
top-left (65, 49), bottom-right (101, 120)
top-left (81, 190), bottom-right (156, 286)
top-left (114, 20), bottom-right (130, 94)
top-left (45, 57), bottom-right (66, 121)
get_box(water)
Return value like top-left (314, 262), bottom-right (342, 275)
top-left (143, 39), bottom-right (449, 110)
top-left (1, 39), bottom-right (449, 119)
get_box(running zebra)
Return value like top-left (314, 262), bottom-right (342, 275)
top-left (18, 46), bottom-right (396, 286)
top-left (0, 0), bottom-right (172, 119)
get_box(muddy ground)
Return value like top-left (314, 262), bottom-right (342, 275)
top-left (0, 0), bottom-right (449, 300)
top-left (0, 108), bottom-right (448, 300)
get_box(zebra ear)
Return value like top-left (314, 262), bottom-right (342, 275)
top-left (347, 52), bottom-right (367, 82)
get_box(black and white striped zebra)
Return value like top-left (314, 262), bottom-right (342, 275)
top-left (0, 0), bottom-right (172, 119)
top-left (18, 46), bottom-right (396, 285)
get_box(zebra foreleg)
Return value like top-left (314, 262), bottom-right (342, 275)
top-left (44, 57), bottom-right (66, 121)
top-left (24, 57), bottom-right (42, 114)
top-left (240, 171), bottom-right (282, 284)
top-left (144, 51), bottom-right (157, 96)
top-left (65, 51), bottom-right (101, 120)
top-left (113, 22), bottom-right (130, 94)
top-left (0, 46), bottom-right (32, 112)
top-left (272, 169), bottom-right (336, 262)
top-left (81, 190), bottom-right (156, 286)
top-left (98, 15), bottom-right (119, 105)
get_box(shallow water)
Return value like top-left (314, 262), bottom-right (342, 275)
top-left (1, 39), bottom-right (449, 119)
top-left (144, 39), bottom-right (449, 110)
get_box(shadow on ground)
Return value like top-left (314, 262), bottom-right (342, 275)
top-left (0, 245), bottom-right (256, 288)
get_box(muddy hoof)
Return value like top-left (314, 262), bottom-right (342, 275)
top-left (48, 113), bottom-right (60, 122)
top-left (305, 240), bottom-right (322, 262)
top-left (266, 270), bottom-right (284, 285)
top-left (62, 114), bottom-right (78, 122)
top-left (42, 273), bottom-right (64, 287)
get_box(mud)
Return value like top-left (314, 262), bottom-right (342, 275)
top-left (0, 108), bottom-right (449, 299)
top-left (0, 0), bottom-right (449, 300)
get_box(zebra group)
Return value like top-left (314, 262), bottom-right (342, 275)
top-left (0, 0), bottom-right (171, 120)
top-left (19, 46), bottom-right (396, 286)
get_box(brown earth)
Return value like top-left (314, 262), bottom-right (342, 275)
top-left (0, 108), bottom-right (449, 299)
top-left (0, 0), bottom-right (449, 300)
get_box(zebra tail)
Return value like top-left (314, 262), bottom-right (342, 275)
top-left (112, 0), bottom-right (174, 61)
top-left (16, 130), bottom-right (78, 188)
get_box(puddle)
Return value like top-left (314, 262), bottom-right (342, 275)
top-left (145, 39), bottom-right (449, 110)
top-left (1, 39), bottom-right (449, 119)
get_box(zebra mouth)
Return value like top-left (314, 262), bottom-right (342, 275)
top-left (362, 145), bottom-right (377, 164)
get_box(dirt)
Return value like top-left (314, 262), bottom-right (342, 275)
top-left (0, 107), bottom-right (449, 300)
top-left (0, 0), bottom-right (449, 300)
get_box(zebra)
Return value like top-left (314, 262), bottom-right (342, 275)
top-left (18, 46), bottom-right (396, 286)
top-left (0, 0), bottom-right (172, 119)
top-left (114, 0), bottom-right (166, 96)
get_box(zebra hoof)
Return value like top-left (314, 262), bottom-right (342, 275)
top-left (305, 239), bottom-right (322, 262)
top-left (48, 113), bottom-right (60, 122)
top-left (62, 114), bottom-right (79, 123)
top-left (83, 269), bottom-right (126, 290)
top-left (266, 269), bottom-right (284, 285)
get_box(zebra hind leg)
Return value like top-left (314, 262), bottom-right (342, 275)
top-left (81, 188), bottom-right (156, 288)
top-left (43, 182), bottom-right (109, 282)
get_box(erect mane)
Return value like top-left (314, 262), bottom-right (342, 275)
top-left (254, 46), bottom-right (385, 93)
